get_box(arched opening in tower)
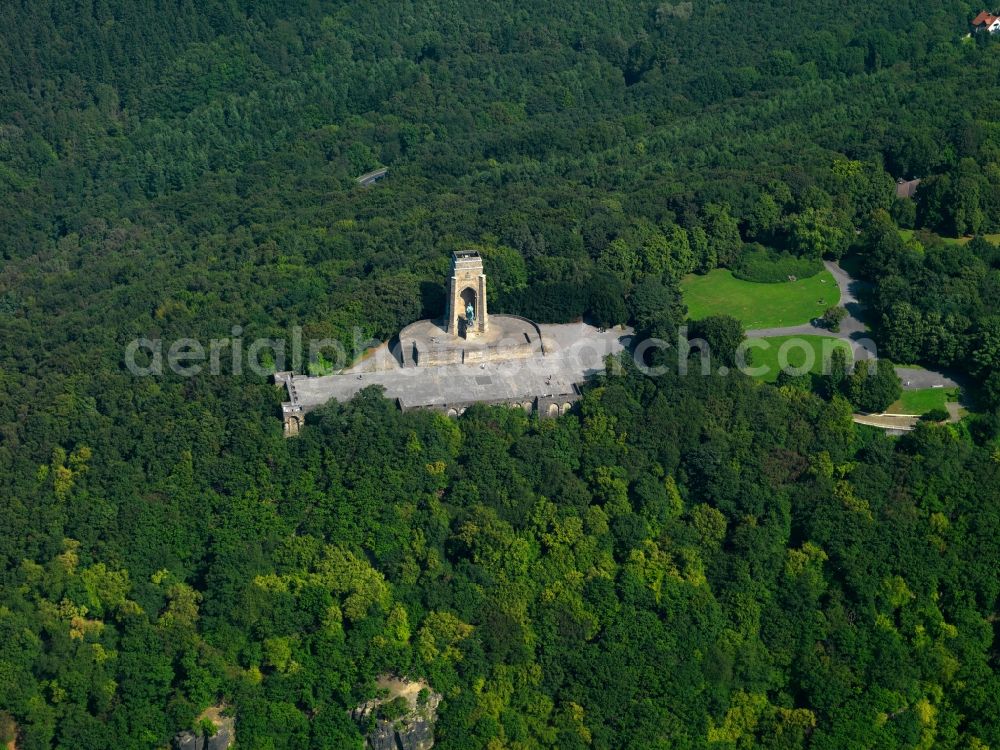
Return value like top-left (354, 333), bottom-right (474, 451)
top-left (460, 287), bottom-right (477, 322)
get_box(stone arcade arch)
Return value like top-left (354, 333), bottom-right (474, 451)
top-left (460, 286), bottom-right (477, 316)
top-left (283, 414), bottom-right (301, 437)
top-left (459, 287), bottom-right (478, 336)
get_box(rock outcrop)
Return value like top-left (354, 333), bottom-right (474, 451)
top-left (351, 676), bottom-right (441, 750)
top-left (171, 729), bottom-right (232, 750)
top-left (172, 704), bottom-right (234, 750)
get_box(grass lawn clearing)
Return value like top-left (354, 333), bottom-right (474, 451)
top-left (899, 229), bottom-right (1000, 247)
top-left (682, 269), bottom-right (839, 329)
top-left (748, 336), bottom-right (854, 382)
top-left (885, 387), bottom-right (958, 415)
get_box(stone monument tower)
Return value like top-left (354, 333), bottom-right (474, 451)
top-left (446, 250), bottom-right (488, 338)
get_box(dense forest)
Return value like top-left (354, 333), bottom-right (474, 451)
top-left (2, 0), bottom-right (1000, 748)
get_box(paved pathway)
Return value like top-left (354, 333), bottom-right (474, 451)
top-left (895, 367), bottom-right (961, 390)
top-left (356, 167), bottom-right (388, 186)
top-left (745, 260), bottom-right (961, 392)
top-left (852, 413), bottom-right (918, 432)
top-left (852, 406), bottom-right (962, 432)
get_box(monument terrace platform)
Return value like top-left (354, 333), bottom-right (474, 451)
top-left (398, 314), bottom-right (542, 367)
top-left (276, 323), bottom-right (631, 436)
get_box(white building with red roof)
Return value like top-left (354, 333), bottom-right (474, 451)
top-left (972, 10), bottom-right (1000, 32)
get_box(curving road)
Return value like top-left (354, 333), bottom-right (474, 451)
top-left (745, 261), bottom-right (960, 391)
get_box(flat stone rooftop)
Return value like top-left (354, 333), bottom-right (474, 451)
top-left (283, 322), bottom-right (632, 412)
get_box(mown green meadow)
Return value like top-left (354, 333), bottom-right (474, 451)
top-left (886, 387), bottom-right (959, 415)
top-left (746, 335), bottom-right (854, 382)
top-left (683, 269), bottom-right (838, 329)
